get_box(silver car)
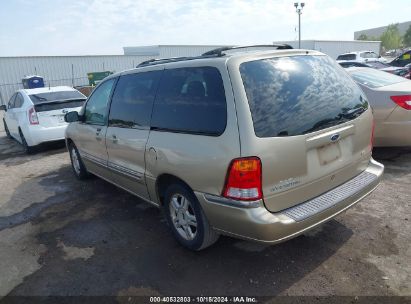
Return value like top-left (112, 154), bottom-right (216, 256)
top-left (347, 67), bottom-right (411, 147)
top-left (64, 46), bottom-right (384, 250)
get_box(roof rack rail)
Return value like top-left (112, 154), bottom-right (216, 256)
top-left (137, 56), bottom-right (194, 67)
top-left (135, 44), bottom-right (294, 68)
top-left (201, 44), bottom-right (293, 57)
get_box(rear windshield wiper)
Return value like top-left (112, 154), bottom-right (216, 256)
top-left (341, 107), bottom-right (366, 119)
top-left (303, 117), bottom-right (349, 134)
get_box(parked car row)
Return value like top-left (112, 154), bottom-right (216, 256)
top-left (336, 51), bottom-right (387, 64)
top-left (336, 49), bottom-right (411, 68)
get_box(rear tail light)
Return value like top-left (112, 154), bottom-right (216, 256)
top-left (28, 107), bottom-right (39, 125)
top-left (223, 157), bottom-right (262, 201)
top-left (390, 95), bottom-right (411, 110)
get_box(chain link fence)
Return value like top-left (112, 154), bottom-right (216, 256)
top-left (0, 76), bottom-right (90, 105)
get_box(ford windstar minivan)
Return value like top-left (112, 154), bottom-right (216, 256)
top-left (64, 45), bottom-right (384, 250)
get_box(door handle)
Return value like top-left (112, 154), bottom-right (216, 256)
top-left (95, 128), bottom-right (102, 136)
top-left (112, 134), bottom-right (118, 143)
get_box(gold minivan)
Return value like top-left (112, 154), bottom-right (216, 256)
top-left (65, 46), bottom-right (384, 250)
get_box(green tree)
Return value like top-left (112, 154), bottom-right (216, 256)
top-left (380, 24), bottom-right (402, 50)
top-left (357, 34), bottom-right (368, 40)
top-left (403, 25), bottom-right (411, 47)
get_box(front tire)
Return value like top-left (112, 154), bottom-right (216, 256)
top-left (3, 119), bottom-right (11, 139)
top-left (163, 183), bottom-right (219, 250)
top-left (68, 142), bottom-right (89, 180)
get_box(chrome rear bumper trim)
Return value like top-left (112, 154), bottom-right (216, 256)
top-left (282, 171), bottom-right (378, 222)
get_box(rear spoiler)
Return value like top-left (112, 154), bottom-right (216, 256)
top-left (33, 98), bottom-right (86, 106)
top-left (33, 98), bottom-right (87, 113)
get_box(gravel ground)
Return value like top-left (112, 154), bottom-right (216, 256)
top-left (0, 131), bottom-right (410, 300)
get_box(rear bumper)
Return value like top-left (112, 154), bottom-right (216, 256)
top-left (24, 124), bottom-right (68, 146)
top-left (196, 158), bottom-right (384, 244)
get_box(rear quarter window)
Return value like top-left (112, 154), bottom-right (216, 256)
top-left (151, 67), bottom-right (227, 136)
top-left (240, 55), bottom-right (368, 137)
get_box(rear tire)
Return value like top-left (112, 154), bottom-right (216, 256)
top-left (68, 142), bottom-right (89, 180)
top-left (19, 129), bottom-right (34, 154)
top-left (3, 119), bottom-right (11, 139)
top-left (3, 118), bottom-right (12, 139)
top-left (163, 183), bottom-right (219, 251)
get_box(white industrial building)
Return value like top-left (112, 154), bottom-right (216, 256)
top-left (0, 41), bottom-right (381, 104)
top-left (123, 45), bottom-right (224, 57)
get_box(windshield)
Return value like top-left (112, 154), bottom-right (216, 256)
top-left (240, 55), bottom-right (368, 137)
top-left (29, 90), bottom-right (85, 104)
top-left (349, 68), bottom-right (407, 88)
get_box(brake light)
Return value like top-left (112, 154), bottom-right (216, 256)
top-left (390, 95), bottom-right (411, 110)
top-left (28, 107), bottom-right (39, 125)
top-left (223, 157), bottom-right (262, 201)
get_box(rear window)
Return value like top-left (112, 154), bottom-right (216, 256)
top-left (349, 68), bottom-right (407, 88)
top-left (29, 90), bottom-right (85, 104)
top-left (337, 54), bottom-right (356, 61)
top-left (30, 90), bottom-right (86, 112)
top-left (151, 67), bottom-right (227, 136)
top-left (240, 55), bottom-right (368, 137)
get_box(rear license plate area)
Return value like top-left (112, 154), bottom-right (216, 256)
top-left (317, 142), bottom-right (341, 165)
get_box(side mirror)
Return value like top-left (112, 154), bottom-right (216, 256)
top-left (0, 105), bottom-right (6, 111)
top-left (64, 111), bottom-right (80, 123)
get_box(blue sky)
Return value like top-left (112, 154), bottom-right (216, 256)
top-left (1, 0), bottom-right (411, 56)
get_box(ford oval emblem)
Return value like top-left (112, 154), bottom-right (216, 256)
top-left (331, 134), bottom-right (340, 142)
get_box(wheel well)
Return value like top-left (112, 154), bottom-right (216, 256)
top-left (156, 174), bottom-right (192, 206)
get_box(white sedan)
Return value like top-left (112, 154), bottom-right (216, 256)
top-left (1, 86), bottom-right (86, 153)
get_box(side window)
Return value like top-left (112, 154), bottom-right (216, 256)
top-left (109, 71), bottom-right (161, 128)
top-left (151, 67), bottom-right (227, 136)
top-left (8, 94), bottom-right (17, 109)
top-left (84, 78), bottom-right (116, 125)
top-left (14, 93), bottom-right (24, 108)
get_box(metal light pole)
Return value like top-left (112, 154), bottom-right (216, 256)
top-left (294, 2), bottom-right (305, 49)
